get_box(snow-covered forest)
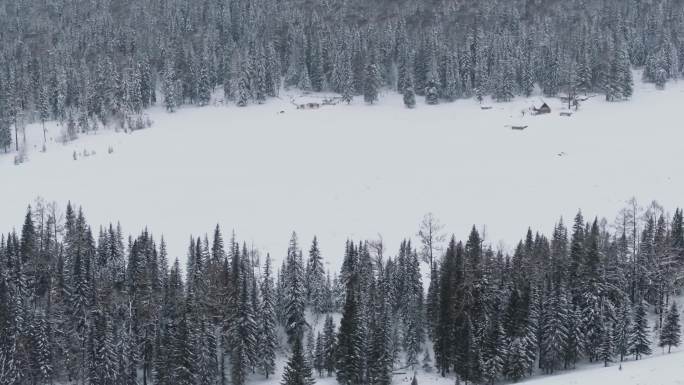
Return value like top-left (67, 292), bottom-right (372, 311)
top-left (1, 0), bottom-right (684, 151)
top-left (1, 200), bottom-right (683, 385)
top-left (2, 0), bottom-right (684, 384)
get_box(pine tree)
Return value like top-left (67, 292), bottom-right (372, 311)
top-left (403, 79), bottom-right (416, 109)
top-left (541, 290), bottom-right (568, 374)
top-left (364, 63), bottom-right (381, 104)
top-left (314, 332), bottom-right (325, 376)
top-left (258, 254), bottom-right (277, 378)
top-left (306, 237), bottom-right (326, 313)
top-left (368, 273), bottom-right (393, 385)
top-left (340, 51), bottom-right (354, 104)
top-left (630, 301), bottom-right (651, 360)
top-left (424, 72), bottom-right (439, 105)
top-left (197, 53), bottom-right (212, 106)
top-left (282, 335), bottom-right (315, 385)
top-left (599, 322), bottom-right (614, 367)
top-left (284, 233), bottom-right (307, 345)
top-left (403, 242), bottom-right (424, 368)
top-left (434, 238), bottom-right (458, 376)
top-left (504, 337), bottom-right (529, 382)
top-left (336, 242), bottom-right (362, 385)
top-left (481, 312), bottom-right (505, 384)
top-left (322, 315), bottom-right (337, 376)
top-left (614, 300), bottom-right (633, 362)
top-left (0, 121), bottom-right (11, 152)
top-left (236, 70), bottom-right (251, 107)
top-left (174, 311), bottom-right (196, 385)
top-left (659, 302), bottom-right (681, 353)
top-left (305, 327), bottom-right (316, 367)
top-left (163, 60), bottom-right (179, 112)
top-left (29, 311), bottom-right (54, 384)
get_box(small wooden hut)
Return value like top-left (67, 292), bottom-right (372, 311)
top-left (533, 102), bottom-right (551, 115)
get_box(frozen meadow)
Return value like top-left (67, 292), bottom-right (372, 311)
top-left (2, 73), bottom-right (684, 269)
top-left (3, 73), bottom-right (684, 385)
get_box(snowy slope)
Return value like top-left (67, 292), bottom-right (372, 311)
top-left (2, 73), bottom-right (684, 266)
top-left (520, 351), bottom-right (684, 385)
top-left (257, 345), bottom-right (684, 385)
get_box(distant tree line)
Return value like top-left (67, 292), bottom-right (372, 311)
top-left (1, 198), bottom-right (683, 385)
top-left (1, 0), bottom-right (684, 151)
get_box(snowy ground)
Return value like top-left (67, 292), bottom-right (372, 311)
top-left (2, 73), bottom-right (684, 270)
top-left (520, 350), bottom-right (684, 385)
top-left (4, 73), bottom-right (684, 385)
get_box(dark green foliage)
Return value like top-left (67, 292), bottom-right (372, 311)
top-left (2, 198), bottom-right (684, 385)
top-left (364, 63), bottom-right (381, 105)
top-left (425, 79), bottom-right (439, 105)
top-left (659, 302), bottom-right (681, 353)
top-left (282, 336), bottom-right (315, 385)
top-left (630, 301), bottom-right (651, 360)
top-left (403, 85), bottom-right (416, 109)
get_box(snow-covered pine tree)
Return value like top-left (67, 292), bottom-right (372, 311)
top-left (305, 327), bottom-right (316, 367)
top-left (364, 63), bottom-right (381, 104)
top-left (659, 301), bottom-right (681, 353)
top-left (322, 314), bottom-right (337, 376)
top-left (434, 237), bottom-right (459, 376)
top-left (504, 337), bottom-right (529, 382)
top-left (236, 68), bottom-right (251, 107)
top-left (284, 233), bottom-right (307, 345)
top-left (314, 332), bottom-right (325, 376)
top-left (424, 79), bottom-right (439, 105)
top-left (368, 272), bottom-right (393, 385)
top-left (401, 240), bottom-right (423, 368)
top-left (403, 80), bottom-right (416, 109)
top-left (541, 289), bottom-right (568, 373)
top-left (306, 237), bottom-right (326, 313)
top-left (630, 300), bottom-right (652, 360)
top-left (481, 310), bottom-right (505, 384)
top-left (336, 242), bottom-right (363, 385)
top-left (258, 254), bottom-right (277, 378)
top-left (282, 335), bottom-right (315, 385)
top-left (598, 322), bottom-right (614, 367)
top-left (613, 299), bottom-right (633, 362)
top-left (163, 59), bottom-right (179, 112)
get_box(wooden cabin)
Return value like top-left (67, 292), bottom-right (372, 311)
top-left (533, 102), bottom-right (551, 115)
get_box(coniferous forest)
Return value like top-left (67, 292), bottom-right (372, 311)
top-left (2, 0), bottom-right (684, 151)
top-left (1, 199), bottom-right (683, 385)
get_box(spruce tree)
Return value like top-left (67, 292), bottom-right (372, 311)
top-left (284, 233), bottom-right (307, 345)
top-left (630, 301), bottom-right (652, 360)
top-left (403, 83), bottom-right (416, 109)
top-left (614, 300), bottom-right (633, 362)
top-left (599, 322), bottom-right (614, 367)
top-left (336, 242), bottom-right (362, 385)
top-left (659, 302), bottom-right (681, 353)
top-left (314, 332), bottom-right (325, 376)
top-left (306, 237), bottom-right (326, 313)
top-left (281, 335), bottom-right (315, 385)
top-left (363, 63), bottom-right (381, 104)
top-left (258, 254), bottom-right (277, 378)
top-left (425, 78), bottom-right (439, 105)
top-left (322, 315), bottom-right (337, 376)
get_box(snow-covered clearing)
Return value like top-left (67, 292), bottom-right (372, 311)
top-left (2, 75), bottom-right (684, 269)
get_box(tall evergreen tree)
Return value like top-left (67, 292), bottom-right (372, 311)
top-left (659, 302), bottom-right (681, 353)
